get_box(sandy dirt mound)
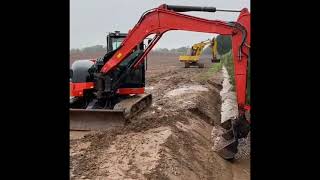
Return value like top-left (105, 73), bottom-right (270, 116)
top-left (95, 127), bottom-right (172, 179)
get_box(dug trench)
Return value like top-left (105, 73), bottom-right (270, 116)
top-left (70, 54), bottom-right (250, 180)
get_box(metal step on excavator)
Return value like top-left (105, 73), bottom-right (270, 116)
top-left (70, 4), bottom-right (251, 160)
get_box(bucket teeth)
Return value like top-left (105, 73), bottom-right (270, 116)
top-left (216, 139), bottom-right (239, 160)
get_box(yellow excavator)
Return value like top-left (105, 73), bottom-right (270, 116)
top-left (179, 37), bottom-right (220, 68)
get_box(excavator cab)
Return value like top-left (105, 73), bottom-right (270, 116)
top-left (106, 31), bottom-right (146, 91)
top-left (106, 31), bottom-right (126, 52)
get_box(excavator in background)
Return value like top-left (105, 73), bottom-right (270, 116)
top-left (70, 4), bottom-right (250, 160)
top-left (179, 38), bottom-right (219, 68)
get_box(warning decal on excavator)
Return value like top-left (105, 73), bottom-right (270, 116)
top-left (117, 53), bottom-right (122, 58)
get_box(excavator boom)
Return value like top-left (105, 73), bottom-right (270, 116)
top-left (100, 4), bottom-right (250, 114)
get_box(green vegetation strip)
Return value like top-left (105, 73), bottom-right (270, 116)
top-left (195, 51), bottom-right (250, 104)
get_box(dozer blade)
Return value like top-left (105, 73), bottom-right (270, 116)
top-left (70, 93), bottom-right (152, 131)
top-left (70, 109), bottom-right (125, 131)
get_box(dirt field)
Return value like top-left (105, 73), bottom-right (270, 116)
top-left (70, 54), bottom-right (250, 180)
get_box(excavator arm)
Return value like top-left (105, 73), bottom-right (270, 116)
top-left (100, 4), bottom-right (250, 117)
top-left (192, 40), bottom-right (212, 56)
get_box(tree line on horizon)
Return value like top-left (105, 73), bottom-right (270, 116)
top-left (70, 35), bottom-right (232, 63)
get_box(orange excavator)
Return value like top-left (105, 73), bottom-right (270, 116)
top-left (70, 4), bottom-right (250, 160)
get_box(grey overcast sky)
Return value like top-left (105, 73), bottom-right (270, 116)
top-left (70, 0), bottom-right (250, 50)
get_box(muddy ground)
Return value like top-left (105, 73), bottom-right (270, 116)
top-left (70, 54), bottom-right (250, 180)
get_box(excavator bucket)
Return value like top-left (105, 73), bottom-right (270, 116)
top-left (70, 93), bottom-right (152, 131)
top-left (212, 115), bottom-right (250, 160)
top-left (212, 119), bottom-right (239, 160)
top-left (211, 57), bottom-right (220, 63)
top-left (70, 109), bottom-right (126, 131)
